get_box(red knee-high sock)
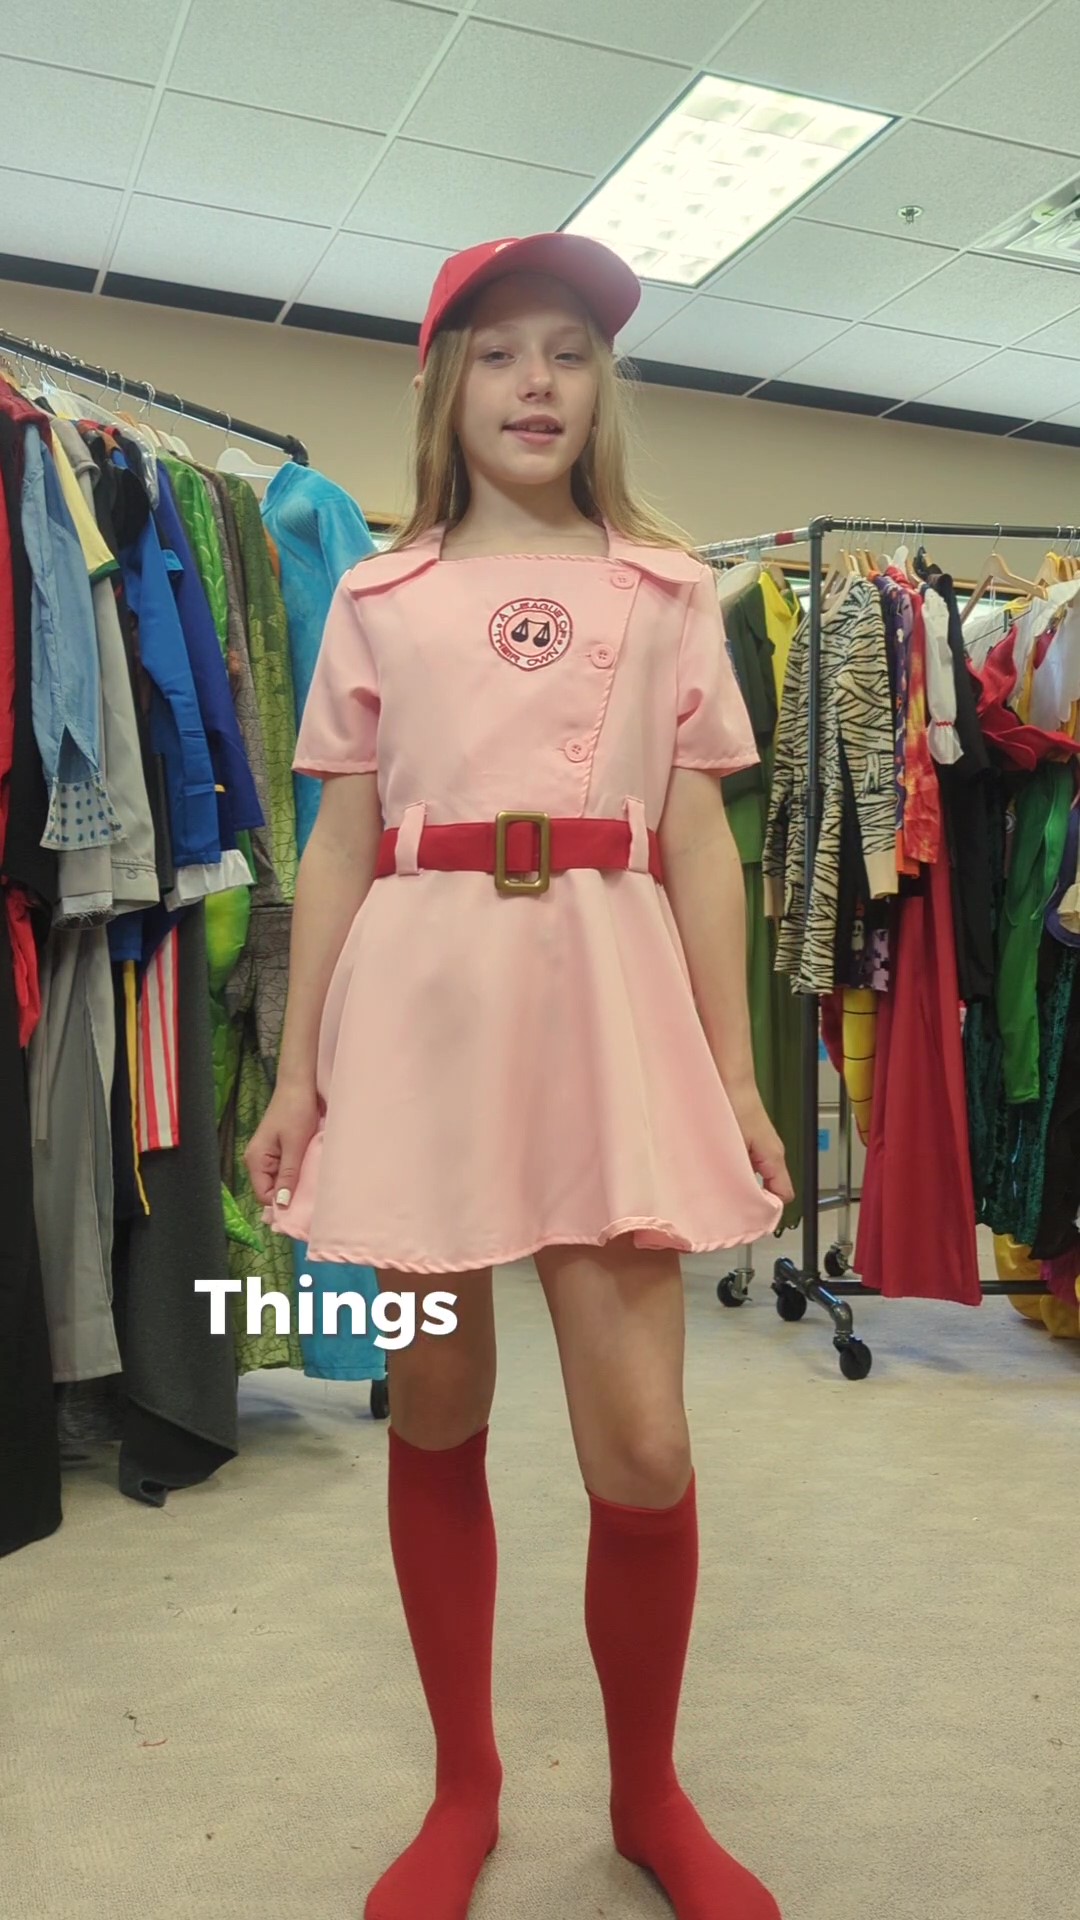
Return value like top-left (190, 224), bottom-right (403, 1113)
top-left (364, 1426), bottom-right (501, 1920)
top-left (585, 1473), bottom-right (781, 1920)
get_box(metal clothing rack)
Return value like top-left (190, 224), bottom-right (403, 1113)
top-left (0, 327), bottom-right (310, 465)
top-left (706, 516), bottom-right (1060, 1380)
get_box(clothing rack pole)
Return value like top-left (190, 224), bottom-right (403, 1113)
top-left (700, 526), bottom-right (813, 563)
top-left (706, 512), bottom-right (1062, 1377)
top-left (801, 518), bottom-right (827, 1289)
top-left (0, 327), bottom-right (310, 465)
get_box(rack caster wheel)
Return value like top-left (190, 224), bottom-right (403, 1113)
top-left (370, 1378), bottom-right (390, 1420)
top-left (824, 1246), bottom-right (849, 1279)
top-left (836, 1339), bottom-right (872, 1381)
top-left (717, 1274), bottom-right (747, 1308)
top-left (775, 1285), bottom-right (808, 1322)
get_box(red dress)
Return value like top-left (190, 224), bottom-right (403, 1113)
top-left (855, 845), bottom-right (981, 1306)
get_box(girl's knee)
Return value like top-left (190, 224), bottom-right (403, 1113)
top-left (588, 1426), bottom-right (692, 1509)
top-left (387, 1324), bottom-right (494, 1448)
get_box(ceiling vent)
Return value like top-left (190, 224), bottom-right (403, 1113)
top-left (980, 182), bottom-right (1080, 269)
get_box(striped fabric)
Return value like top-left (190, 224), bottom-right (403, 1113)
top-left (137, 929), bottom-right (180, 1151)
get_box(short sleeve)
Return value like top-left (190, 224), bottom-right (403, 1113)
top-left (673, 570), bottom-right (759, 775)
top-left (292, 576), bottom-right (380, 777)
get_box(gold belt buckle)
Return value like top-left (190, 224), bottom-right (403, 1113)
top-left (495, 811), bottom-right (551, 895)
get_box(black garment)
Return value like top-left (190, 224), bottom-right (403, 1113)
top-left (934, 576), bottom-right (995, 1003)
top-left (114, 902), bottom-right (238, 1506)
top-left (0, 414), bottom-right (56, 908)
top-left (832, 739), bottom-right (867, 983)
top-left (1031, 958), bottom-right (1080, 1260)
top-left (0, 908), bottom-right (62, 1557)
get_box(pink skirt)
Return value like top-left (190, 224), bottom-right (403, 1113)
top-left (265, 869), bottom-right (782, 1273)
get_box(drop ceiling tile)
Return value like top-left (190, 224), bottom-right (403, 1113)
top-left (111, 197), bottom-right (330, 301)
top-left (171, 0), bottom-right (454, 131)
top-left (403, 20), bottom-right (689, 174)
top-left (298, 231), bottom-right (452, 322)
top-left (1018, 309), bottom-right (1080, 360)
top-left (616, 283), bottom-right (692, 354)
top-left (139, 94), bottom-right (382, 227)
top-left (0, 0), bottom-right (178, 83)
top-left (0, 57), bottom-right (151, 188)
top-left (345, 140), bottom-right (590, 251)
top-left (638, 297), bottom-right (847, 379)
top-left (1045, 398), bottom-right (1080, 429)
top-left (919, 349), bottom-right (1080, 421)
top-left (873, 252), bottom-right (1080, 348)
top-left (783, 325), bottom-right (994, 401)
top-left (923, 0), bottom-right (1080, 155)
top-left (708, 220), bottom-right (952, 322)
top-left (0, 169), bottom-right (120, 269)
top-left (713, 0), bottom-right (1023, 114)
top-left (804, 122), bottom-right (1078, 252)
top-left (474, 0), bottom-right (738, 64)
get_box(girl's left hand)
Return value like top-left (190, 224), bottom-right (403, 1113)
top-left (728, 1089), bottom-right (795, 1205)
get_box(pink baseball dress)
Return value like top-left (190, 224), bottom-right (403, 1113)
top-left (264, 524), bottom-right (783, 1272)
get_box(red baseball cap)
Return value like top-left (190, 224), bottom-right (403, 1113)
top-left (418, 233), bottom-right (641, 367)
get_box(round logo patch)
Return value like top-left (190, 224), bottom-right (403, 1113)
top-left (490, 597), bottom-right (572, 671)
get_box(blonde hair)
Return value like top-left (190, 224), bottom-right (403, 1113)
top-left (390, 307), bottom-right (691, 552)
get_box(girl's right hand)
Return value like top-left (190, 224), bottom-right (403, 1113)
top-left (244, 1079), bottom-right (319, 1208)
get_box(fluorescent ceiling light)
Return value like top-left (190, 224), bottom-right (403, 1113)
top-left (979, 180), bottom-right (1080, 270)
top-left (562, 76), bottom-right (892, 288)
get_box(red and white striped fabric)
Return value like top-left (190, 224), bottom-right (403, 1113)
top-left (137, 928), bottom-right (180, 1151)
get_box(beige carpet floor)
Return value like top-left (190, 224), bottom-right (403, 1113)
top-left (3, 1246), bottom-right (1078, 1920)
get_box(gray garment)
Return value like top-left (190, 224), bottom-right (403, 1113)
top-left (28, 927), bottom-right (121, 1382)
top-left (52, 421), bottom-right (159, 927)
top-left (202, 473), bottom-right (280, 906)
top-left (225, 902), bottom-right (292, 1074)
top-left (118, 901), bottom-right (239, 1492)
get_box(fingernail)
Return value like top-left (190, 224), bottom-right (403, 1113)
top-left (275, 1187), bottom-right (292, 1207)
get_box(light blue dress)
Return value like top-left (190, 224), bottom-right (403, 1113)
top-left (262, 463), bottom-right (384, 1384)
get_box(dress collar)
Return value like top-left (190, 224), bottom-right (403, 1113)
top-left (603, 526), bottom-right (703, 585)
top-left (345, 521), bottom-right (702, 594)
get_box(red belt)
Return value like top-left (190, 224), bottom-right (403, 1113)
top-left (374, 812), bottom-right (663, 895)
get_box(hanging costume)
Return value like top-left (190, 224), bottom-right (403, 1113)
top-left (763, 577), bottom-right (897, 995)
top-left (261, 460), bottom-right (386, 1384)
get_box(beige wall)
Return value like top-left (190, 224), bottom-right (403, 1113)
top-left (3, 277), bottom-right (1078, 577)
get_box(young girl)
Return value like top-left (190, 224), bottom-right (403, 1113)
top-left (247, 231), bottom-right (793, 1920)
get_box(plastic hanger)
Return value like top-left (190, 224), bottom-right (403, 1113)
top-left (885, 525), bottom-right (921, 586)
top-left (215, 417), bottom-right (280, 485)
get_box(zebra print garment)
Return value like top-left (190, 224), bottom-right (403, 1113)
top-left (763, 577), bottom-right (897, 994)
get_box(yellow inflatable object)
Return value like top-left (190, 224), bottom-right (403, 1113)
top-left (842, 987), bottom-right (877, 1145)
top-left (1041, 1293), bottom-right (1080, 1339)
top-left (994, 1233), bottom-right (1080, 1337)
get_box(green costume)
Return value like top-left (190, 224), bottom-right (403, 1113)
top-left (166, 464), bottom-right (302, 1375)
top-left (160, 457), bottom-right (230, 654)
top-left (997, 763), bottom-right (1073, 1104)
